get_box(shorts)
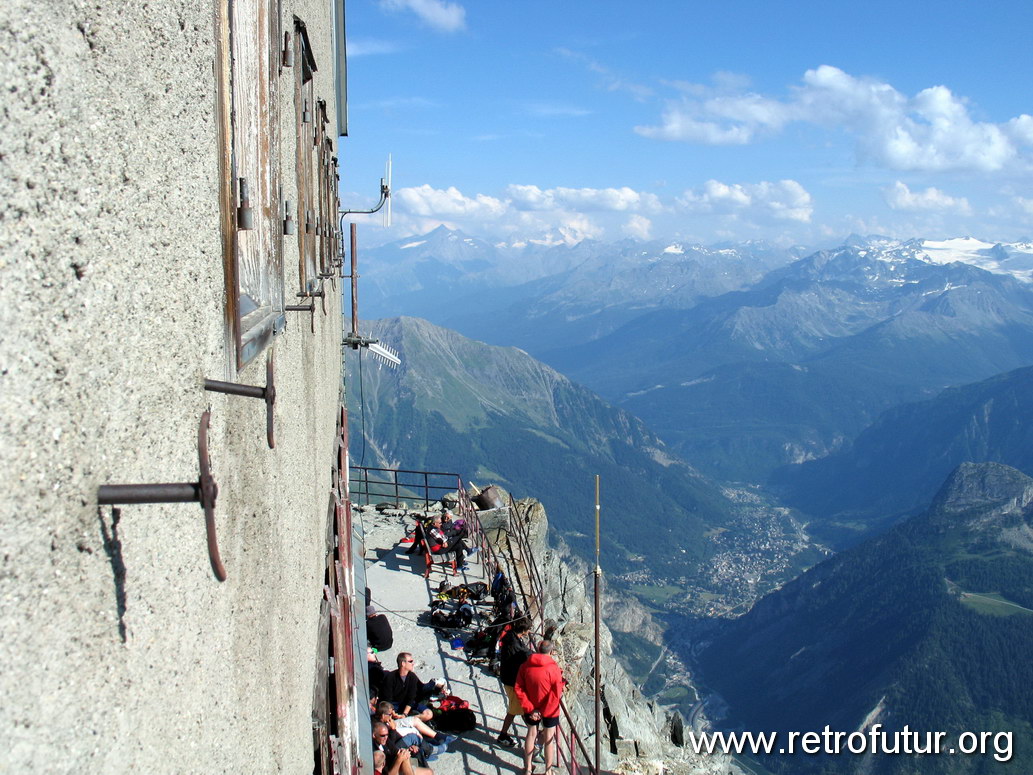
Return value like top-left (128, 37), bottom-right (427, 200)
top-left (503, 685), bottom-right (524, 716)
top-left (522, 712), bottom-right (560, 729)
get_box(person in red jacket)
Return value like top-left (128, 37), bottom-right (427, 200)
top-left (513, 640), bottom-right (564, 775)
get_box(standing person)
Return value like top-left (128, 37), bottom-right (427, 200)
top-left (367, 604), bottom-right (394, 652)
top-left (514, 640), bottom-right (564, 775)
top-left (496, 617), bottom-right (533, 748)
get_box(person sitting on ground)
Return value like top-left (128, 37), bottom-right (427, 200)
top-left (372, 722), bottom-right (433, 775)
top-left (514, 640), bottom-right (565, 775)
top-left (379, 652), bottom-right (423, 717)
top-left (374, 701), bottom-right (456, 761)
top-left (367, 604), bottom-right (394, 652)
top-left (496, 617), bottom-right (533, 748)
top-left (426, 515), bottom-right (470, 569)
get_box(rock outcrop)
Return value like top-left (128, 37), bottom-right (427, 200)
top-left (486, 496), bottom-right (740, 775)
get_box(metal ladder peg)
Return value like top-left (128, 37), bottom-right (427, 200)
top-left (96, 411), bottom-right (227, 581)
top-left (203, 355), bottom-right (276, 449)
top-left (286, 303), bottom-right (315, 333)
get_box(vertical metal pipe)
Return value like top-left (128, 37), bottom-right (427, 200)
top-left (350, 222), bottom-right (359, 336)
top-left (594, 474), bottom-right (601, 775)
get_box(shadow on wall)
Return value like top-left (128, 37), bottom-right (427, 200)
top-left (98, 506), bottom-right (128, 643)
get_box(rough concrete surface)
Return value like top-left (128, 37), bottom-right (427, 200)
top-left (1, 1), bottom-right (345, 772)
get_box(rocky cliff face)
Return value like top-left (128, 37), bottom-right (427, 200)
top-left (483, 496), bottom-right (740, 775)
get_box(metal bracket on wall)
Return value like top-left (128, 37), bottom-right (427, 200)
top-left (97, 410), bottom-right (227, 581)
top-left (297, 287), bottom-right (327, 315)
top-left (282, 32), bottom-right (293, 67)
top-left (283, 199), bottom-right (296, 235)
top-left (237, 178), bottom-right (254, 230)
top-left (204, 354), bottom-right (276, 449)
top-left (286, 302), bottom-right (316, 333)
top-left (318, 270), bottom-right (337, 295)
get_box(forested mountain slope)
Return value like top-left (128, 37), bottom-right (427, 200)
top-left (698, 462), bottom-right (1033, 775)
top-left (772, 365), bottom-right (1033, 544)
top-left (347, 316), bottom-right (737, 574)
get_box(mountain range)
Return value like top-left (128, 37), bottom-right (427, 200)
top-left (359, 231), bottom-right (1033, 488)
top-left (552, 243), bottom-right (1033, 483)
top-left (697, 461), bottom-right (1033, 775)
top-left (346, 316), bottom-right (744, 575)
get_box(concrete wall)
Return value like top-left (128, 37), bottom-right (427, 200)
top-left (1, 1), bottom-right (344, 771)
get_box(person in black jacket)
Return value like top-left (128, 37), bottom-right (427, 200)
top-left (380, 652), bottom-right (422, 717)
top-left (495, 617), bottom-right (533, 748)
top-left (367, 604), bottom-right (394, 652)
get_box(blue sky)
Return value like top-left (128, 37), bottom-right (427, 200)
top-left (341, 0), bottom-right (1033, 246)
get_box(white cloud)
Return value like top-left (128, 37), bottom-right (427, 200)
top-left (379, 0), bottom-right (466, 33)
top-left (883, 182), bottom-right (971, 214)
top-left (395, 185), bottom-right (506, 218)
top-left (348, 39), bottom-right (400, 57)
top-left (383, 184), bottom-right (663, 244)
top-left (522, 102), bottom-right (592, 118)
top-left (1015, 197), bottom-right (1033, 217)
top-left (505, 184), bottom-right (662, 212)
top-left (637, 65), bottom-right (1033, 173)
top-left (623, 214), bottom-right (653, 240)
top-left (354, 96), bottom-right (437, 111)
top-left (679, 179), bottom-right (813, 222)
top-left (555, 48), bottom-right (654, 101)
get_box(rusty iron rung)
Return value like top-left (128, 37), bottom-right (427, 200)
top-left (98, 483), bottom-right (201, 504)
top-left (96, 410), bottom-right (226, 581)
top-left (203, 355), bottom-right (276, 449)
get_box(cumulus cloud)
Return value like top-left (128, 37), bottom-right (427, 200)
top-left (622, 214), bottom-right (653, 240)
top-left (679, 179), bottom-right (813, 222)
top-left (395, 185), bottom-right (506, 218)
top-left (883, 181), bottom-right (971, 214)
top-left (384, 184), bottom-right (669, 244)
top-left (505, 185), bottom-right (662, 212)
top-left (637, 65), bottom-right (1033, 172)
top-left (379, 0), bottom-right (465, 33)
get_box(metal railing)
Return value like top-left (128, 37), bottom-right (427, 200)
top-left (349, 466), bottom-right (462, 512)
top-left (501, 491), bottom-right (596, 775)
top-left (349, 465), bottom-right (597, 775)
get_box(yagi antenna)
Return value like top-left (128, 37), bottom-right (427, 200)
top-left (368, 341), bottom-right (400, 367)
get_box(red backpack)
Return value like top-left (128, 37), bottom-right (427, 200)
top-left (438, 694), bottom-right (469, 712)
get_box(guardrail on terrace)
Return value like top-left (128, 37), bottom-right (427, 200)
top-left (348, 466), bottom-right (598, 775)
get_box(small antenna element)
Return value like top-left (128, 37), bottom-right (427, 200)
top-left (368, 341), bottom-right (401, 367)
top-left (384, 154), bottom-right (393, 228)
